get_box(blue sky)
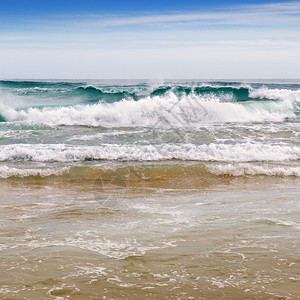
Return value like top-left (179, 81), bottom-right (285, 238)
top-left (0, 0), bottom-right (282, 15)
top-left (0, 0), bottom-right (300, 79)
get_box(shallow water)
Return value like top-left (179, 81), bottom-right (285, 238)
top-left (0, 174), bottom-right (299, 299)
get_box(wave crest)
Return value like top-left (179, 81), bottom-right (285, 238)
top-left (0, 94), bottom-right (296, 127)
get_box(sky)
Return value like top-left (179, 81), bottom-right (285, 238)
top-left (0, 0), bottom-right (300, 79)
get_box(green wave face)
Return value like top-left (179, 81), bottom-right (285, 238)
top-left (76, 86), bottom-right (140, 103)
top-left (0, 114), bottom-right (6, 122)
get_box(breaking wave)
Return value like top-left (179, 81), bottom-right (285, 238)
top-left (0, 80), bottom-right (299, 127)
top-left (0, 94), bottom-right (297, 127)
top-left (0, 142), bottom-right (298, 162)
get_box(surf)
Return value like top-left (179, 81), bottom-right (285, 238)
top-left (0, 89), bottom-right (298, 127)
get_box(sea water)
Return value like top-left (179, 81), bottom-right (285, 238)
top-left (0, 79), bottom-right (299, 299)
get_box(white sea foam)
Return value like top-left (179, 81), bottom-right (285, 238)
top-left (0, 143), bottom-right (298, 162)
top-left (207, 163), bottom-right (300, 177)
top-left (0, 91), bottom-right (297, 127)
top-left (0, 165), bottom-right (70, 178)
top-left (250, 87), bottom-right (300, 102)
top-left (10, 236), bottom-right (175, 259)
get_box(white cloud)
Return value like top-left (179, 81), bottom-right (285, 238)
top-left (84, 1), bottom-right (300, 27)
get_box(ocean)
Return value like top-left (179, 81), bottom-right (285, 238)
top-left (0, 79), bottom-right (299, 299)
